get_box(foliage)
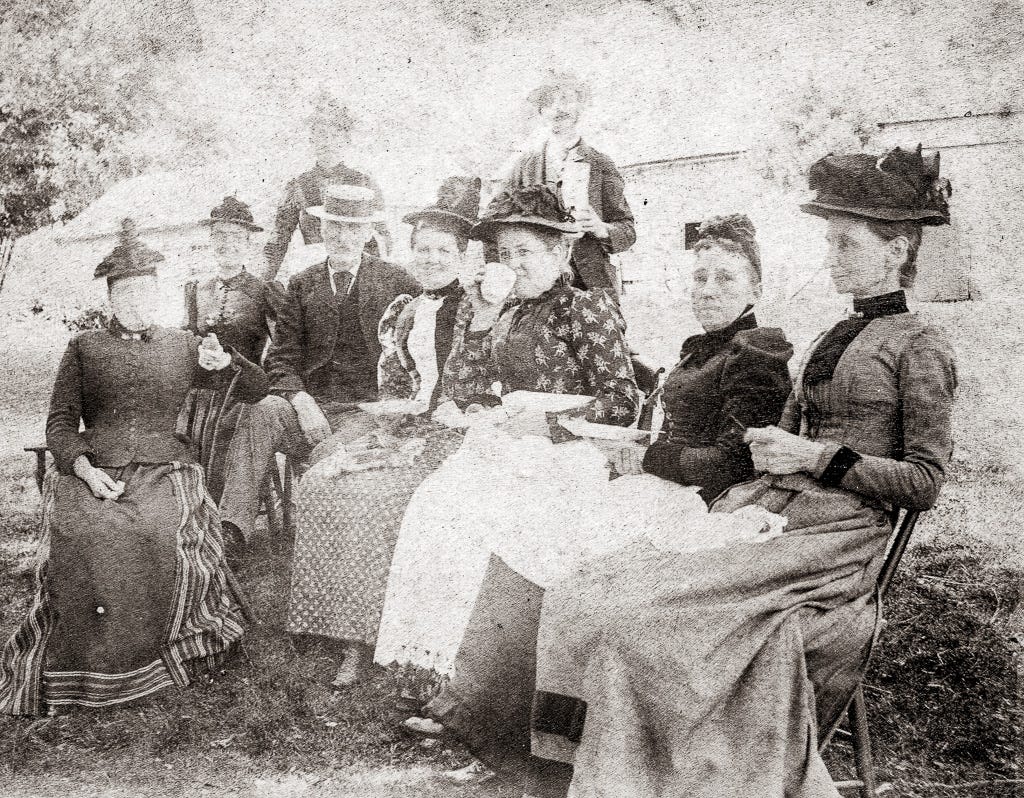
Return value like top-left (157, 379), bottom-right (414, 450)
top-left (748, 75), bottom-right (879, 190)
top-left (0, 0), bottom-right (149, 238)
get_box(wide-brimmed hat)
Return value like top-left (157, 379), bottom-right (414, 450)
top-left (470, 185), bottom-right (580, 242)
top-left (200, 195), bottom-right (263, 232)
top-left (307, 184), bottom-right (383, 224)
top-left (800, 144), bottom-right (952, 225)
top-left (94, 218), bottom-right (164, 282)
top-left (526, 70), bottom-right (592, 109)
top-left (402, 176), bottom-right (481, 236)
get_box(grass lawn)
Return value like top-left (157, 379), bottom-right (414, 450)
top-left (1, 472), bottom-right (1021, 797)
top-left (0, 322), bottom-right (1020, 797)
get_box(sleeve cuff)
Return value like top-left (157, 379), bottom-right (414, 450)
top-left (642, 441), bottom-right (684, 482)
top-left (818, 445), bottom-right (863, 487)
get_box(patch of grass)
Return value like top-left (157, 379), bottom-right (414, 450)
top-left (0, 508), bottom-right (1019, 796)
top-left (824, 543), bottom-right (1022, 797)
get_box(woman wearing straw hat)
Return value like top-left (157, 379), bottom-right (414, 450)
top-left (526, 146), bottom-right (957, 798)
top-left (285, 177), bottom-right (480, 689)
top-left (0, 220), bottom-right (267, 716)
top-left (182, 196), bottom-right (285, 505)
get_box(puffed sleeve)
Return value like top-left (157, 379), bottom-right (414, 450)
top-left (441, 298), bottom-right (502, 408)
top-left (377, 294), bottom-right (416, 401)
top-left (644, 328), bottom-right (794, 498)
top-left (45, 337), bottom-right (93, 474)
top-left (812, 325), bottom-right (957, 510)
top-left (566, 290), bottom-right (640, 426)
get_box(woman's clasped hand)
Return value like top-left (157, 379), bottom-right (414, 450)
top-left (744, 424), bottom-right (826, 474)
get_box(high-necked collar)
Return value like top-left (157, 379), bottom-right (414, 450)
top-left (851, 290), bottom-right (908, 319)
top-left (108, 315), bottom-right (155, 341)
top-left (678, 307), bottom-right (757, 365)
top-left (424, 279), bottom-right (462, 301)
top-left (216, 268), bottom-right (249, 288)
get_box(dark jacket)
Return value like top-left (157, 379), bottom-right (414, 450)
top-left (184, 269), bottom-right (286, 364)
top-left (263, 162), bottom-right (391, 277)
top-left (505, 140), bottom-right (636, 291)
top-left (643, 315), bottom-right (794, 503)
top-left (46, 326), bottom-right (268, 475)
top-left (264, 254), bottom-right (420, 396)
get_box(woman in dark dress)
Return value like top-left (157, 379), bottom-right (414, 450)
top-left (407, 214), bottom-right (794, 787)
top-left (0, 220), bottom-right (267, 716)
top-left (528, 146), bottom-right (957, 798)
top-left (181, 196), bottom-right (283, 507)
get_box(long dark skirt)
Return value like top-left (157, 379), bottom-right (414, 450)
top-left (0, 463), bottom-right (245, 715)
top-left (424, 555), bottom-right (544, 779)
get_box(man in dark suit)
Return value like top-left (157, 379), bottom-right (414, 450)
top-left (500, 71), bottom-right (636, 294)
top-left (219, 184), bottom-right (419, 548)
top-left (261, 92), bottom-right (391, 280)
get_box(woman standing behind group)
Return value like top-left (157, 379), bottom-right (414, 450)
top-left (528, 146), bottom-right (957, 798)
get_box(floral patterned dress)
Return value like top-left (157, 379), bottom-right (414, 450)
top-left (443, 285), bottom-right (639, 426)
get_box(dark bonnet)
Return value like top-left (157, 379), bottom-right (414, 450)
top-left (694, 214), bottom-right (762, 281)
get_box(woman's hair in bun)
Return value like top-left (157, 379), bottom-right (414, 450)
top-left (693, 214), bottom-right (762, 283)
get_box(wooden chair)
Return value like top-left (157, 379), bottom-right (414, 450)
top-left (178, 385), bottom-right (297, 543)
top-left (819, 507), bottom-right (923, 797)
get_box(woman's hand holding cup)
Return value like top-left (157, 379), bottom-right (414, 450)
top-left (466, 263), bottom-right (513, 331)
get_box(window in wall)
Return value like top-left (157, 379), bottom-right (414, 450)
top-left (683, 222), bottom-right (701, 250)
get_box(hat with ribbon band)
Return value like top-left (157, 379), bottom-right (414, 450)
top-left (307, 184), bottom-right (383, 224)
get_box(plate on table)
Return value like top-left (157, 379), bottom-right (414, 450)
top-left (558, 417), bottom-right (651, 442)
top-left (357, 399), bottom-right (430, 417)
top-left (501, 391), bottom-right (594, 414)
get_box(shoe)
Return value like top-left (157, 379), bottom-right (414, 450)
top-left (441, 759), bottom-right (496, 785)
top-left (330, 643), bottom-right (369, 689)
top-left (402, 716), bottom-right (445, 736)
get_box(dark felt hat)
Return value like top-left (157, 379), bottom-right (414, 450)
top-left (94, 218), bottom-right (164, 282)
top-left (402, 176), bottom-right (482, 236)
top-left (200, 195), bottom-right (263, 232)
top-left (470, 184), bottom-right (580, 242)
top-left (307, 184), bottom-right (383, 223)
top-left (800, 144), bottom-right (952, 225)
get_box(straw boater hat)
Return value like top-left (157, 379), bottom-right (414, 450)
top-left (307, 184), bottom-right (383, 224)
top-left (402, 176), bottom-right (482, 237)
top-left (800, 144), bottom-right (952, 225)
top-left (470, 184), bottom-right (580, 242)
top-left (94, 218), bottom-right (164, 283)
top-left (200, 195), bottom-right (264, 232)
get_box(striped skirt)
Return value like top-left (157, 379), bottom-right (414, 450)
top-left (0, 462), bottom-right (245, 716)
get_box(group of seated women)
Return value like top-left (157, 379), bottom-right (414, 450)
top-left (0, 143), bottom-right (957, 798)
